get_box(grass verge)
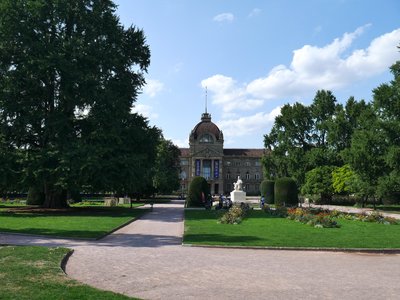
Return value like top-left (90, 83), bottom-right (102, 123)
top-left (0, 245), bottom-right (135, 299)
top-left (0, 207), bottom-right (148, 239)
top-left (184, 210), bottom-right (400, 249)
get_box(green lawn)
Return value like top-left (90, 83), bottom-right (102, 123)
top-left (0, 246), bottom-right (135, 300)
top-left (184, 210), bottom-right (400, 249)
top-left (0, 207), bottom-right (148, 239)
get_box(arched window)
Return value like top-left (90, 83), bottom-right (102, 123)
top-left (199, 134), bottom-right (213, 143)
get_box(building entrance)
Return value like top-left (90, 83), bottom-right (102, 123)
top-left (214, 183), bottom-right (219, 195)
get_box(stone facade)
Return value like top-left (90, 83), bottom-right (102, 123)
top-left (179, 112), bottom-right (264, 196)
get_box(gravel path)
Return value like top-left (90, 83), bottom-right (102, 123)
top-left (2, 201), bottom-right (400, 299)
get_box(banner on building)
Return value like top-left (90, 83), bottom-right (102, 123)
top-left (195, 159), bottom-right (201, 176)
top-left (214, 160), bottom-right (219, 178)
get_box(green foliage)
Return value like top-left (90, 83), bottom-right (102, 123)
top-left (263, 61), bottom-right (400, 202)
top-left (274, 177), bottom-right (298, 207)
top-left (332, 164), bottom-right (357, 194)
top-left (259, 180), bottom-right (274, 204)
top-left (301, 166), bottom-right (335, 203)
top-left (152, 139), bottom-right (181, 194)
top-left (0, 0), bottom-right (153, 208)
top-left (264, 102), bottom-right (313, 184)
top-left (186, 177), bottom-right (210, 207)
top-left (26, 186), bottom-right (45, 206)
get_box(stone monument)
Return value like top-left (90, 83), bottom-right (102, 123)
top-left (230, 176), bottom-right (246, 203)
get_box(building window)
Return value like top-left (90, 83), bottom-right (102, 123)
top-left (245, 184), bottom-right (249, 191)
top-left (225, 161), bottom-right (231, 166)
top-left (226, 172), bottom-right (230, 179)
top-left (226, 183), bottom-right (231, 191)
top-left (245, 161), bottom-right (250, 167)
top-left (245, 172), bottom-right (250, 180)
top-left (180, 171), bottom-right (187, 180)
top-left (180, 159), bottom-right (188, 166)
top-left (255, 173), bottom-right (260, 180)
top-left (234, 161), bottom-right (240, 167)
top-left (199, 134), bottom-right (213, 143)
top-left (203, 160), bottom-right (211, 180)
top-left (255, 160), bottom-right (262, 167)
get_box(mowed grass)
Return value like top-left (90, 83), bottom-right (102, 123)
top-left (0, 207), bottom-right (148, 239)
top-left (0, 246), bottom-right (135, 300)
top-left (184, 210), bottom-right (400, 249)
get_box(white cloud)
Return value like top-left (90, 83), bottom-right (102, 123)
top-left (170, 138), bottom-right (189, 148)
top-left (248, 25), bottom-right (400, 99)
top-left (202, 26), bottom-right (400, 113)
top-left (218, 106), bottom-right (282, 139)
top-left (201, 26), bottom-right (400, 145)
top-left (248, 8), bottom-right (261, 18)
top-left (201, 75), bottom-right (263, 112)
top-left (131, 104), bottom-right (159, 120)
top-left (143, 79), bottom-right (164, 97)
top-left (213, 13), bottom-right (234, 23)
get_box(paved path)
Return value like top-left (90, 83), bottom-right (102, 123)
top-left (2, 201), bottom-right (400, 299)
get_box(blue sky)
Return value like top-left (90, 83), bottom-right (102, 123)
top-left (114, 0), bottom-right (400, 149)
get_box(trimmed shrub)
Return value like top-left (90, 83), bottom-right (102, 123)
top-left (186, 176), bottom-right (210, 207)
top-left (260, 180), bottom-right (274, 204)
top-left (274, 177), bottom-right (298, 207)
top-left (26, 186), bottom-right (45, 206)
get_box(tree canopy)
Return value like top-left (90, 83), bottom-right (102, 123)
top-left (0, 0), bottom-right (162, 207)
top-left (263, 58), bottom-right (400, 204)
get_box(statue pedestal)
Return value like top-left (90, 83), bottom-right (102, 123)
top-left (230, 190), bottom-right (246, 203)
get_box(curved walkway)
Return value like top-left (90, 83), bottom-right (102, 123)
top-left (2, 201), bottom-right (400, 299)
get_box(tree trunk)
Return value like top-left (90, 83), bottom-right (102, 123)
top-left (42, 183), bottom-right (68, 208)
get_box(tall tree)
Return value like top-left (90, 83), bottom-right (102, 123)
top-left (372, 61), bottom-right (400, 200)
top-left (263, 102), bottom-right (313, 184)
top-left (0, 0), bottom-right (151, 207)
top-left (152, 139), bottom-right (181, 194)
top-left (310, 90), bottom-right (337, 147)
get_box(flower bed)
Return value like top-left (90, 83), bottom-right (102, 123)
top-left (287, 208), bottom-right (340, 228)
top-left (285, 207), bottom-right (399, 228)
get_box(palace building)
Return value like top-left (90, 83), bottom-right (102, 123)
top-left (179, 111), bottom-right (265, 196)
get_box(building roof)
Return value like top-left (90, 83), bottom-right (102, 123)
top-left (180, 148), bottom-right (190, 157)
top-left (180, 148), bottom-right (265, 158)
top-left (190, 112), bottom-right (223, 141)
top-left (223, 148), bottom-right (265, 157)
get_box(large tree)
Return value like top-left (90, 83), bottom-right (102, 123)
top-left (0, 0), bottom-right (151, 207)
top-left (152, 139), bottom-right (181, 194)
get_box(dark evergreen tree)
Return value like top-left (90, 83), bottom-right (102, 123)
top-left (0, 0), bottom-right (151, 207)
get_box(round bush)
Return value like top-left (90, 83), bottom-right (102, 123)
top-left (186, 176), bottom-right (210, 207)
top-left (27, 186), bottom-right (45, 205)
top-left (260, 180), bottom-right (274, 204)
top-left (274, 177), bottom-right (298, 207)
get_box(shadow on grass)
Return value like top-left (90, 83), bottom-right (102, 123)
top-left (0, 207), bottom-right (149, 218)
top-left (184, 233), bottom-right (263, 244)
top-left (0, 227), bottom-right (109, 239)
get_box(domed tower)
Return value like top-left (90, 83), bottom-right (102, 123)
top-left (188, 111), bottom-right (224, 195)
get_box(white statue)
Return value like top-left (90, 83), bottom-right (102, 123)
top-left (234, 176), bottom-right (243, 191)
